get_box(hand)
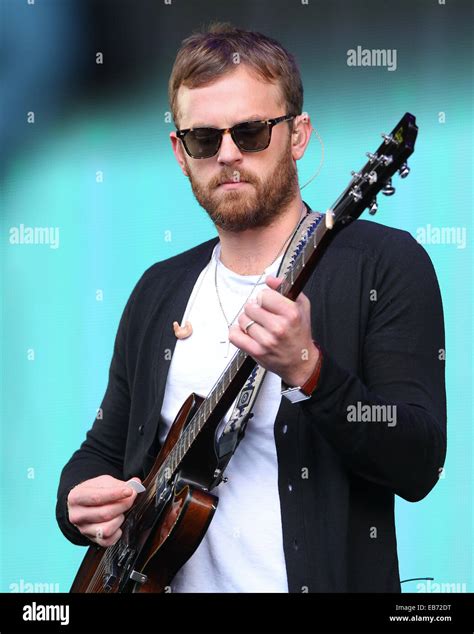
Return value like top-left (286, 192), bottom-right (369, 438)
top-left (67, 474), bottom-right (142, 547)
top-left (228, 275), bottom-right (320, 387)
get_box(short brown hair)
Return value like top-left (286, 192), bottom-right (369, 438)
top-left (168, 22), bottom-right (303, 127)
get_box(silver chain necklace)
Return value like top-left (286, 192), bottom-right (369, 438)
top-left (215, 205), bottom-right (307, 357)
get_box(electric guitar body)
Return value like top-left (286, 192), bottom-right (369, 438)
top-left (71, 393), bottom-right (219, 593)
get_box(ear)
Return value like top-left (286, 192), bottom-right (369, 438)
top-left (291, 112), bottom-right (313, 161)
top-left (170, 131), bottom-right (190, 177)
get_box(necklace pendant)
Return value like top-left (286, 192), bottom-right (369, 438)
top-left (173, 320), bottom-right (193, 339)
top-left (220, 338), bottom-right (232, 358)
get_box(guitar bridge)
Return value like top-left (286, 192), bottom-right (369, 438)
top-left (130, 570), bottom-right (148, 585)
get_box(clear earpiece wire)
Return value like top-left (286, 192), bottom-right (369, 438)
top-left (300, 127), bottom-right (325, 190)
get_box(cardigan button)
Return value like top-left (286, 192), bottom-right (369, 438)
top-left (288, 482), bottom-right (293, 492)
top-left (138, 425), bottom-right (145, 435)
top-left (282, 424), bottom-right (288, 434)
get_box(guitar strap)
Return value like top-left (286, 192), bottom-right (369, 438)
top-left (216, 209), bottom-right (324, 472)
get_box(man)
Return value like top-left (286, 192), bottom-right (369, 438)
top-left (57, 23), bottom-right (446, 592)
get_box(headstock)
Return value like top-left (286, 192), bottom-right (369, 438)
top-left (325, 113), bottom-right (418, 229)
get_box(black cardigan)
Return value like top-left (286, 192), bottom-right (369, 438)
top-left (56, 210), bottom-right (446, 592)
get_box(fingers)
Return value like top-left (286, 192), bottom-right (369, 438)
top-left (234, 319), bottom-right (274, 354)
top-left (67, 476), bottom-right (143, 547)
top-left (68, 495), bottom-right (137, 526)
top-left (240, 302), bottom-right (287, 337)
top-left (239, 295), bottom-right (300, 338)
top-left (249, 276), bottom-right (298, 317)
top-left (228, 322), bottom-right (266, 362)
top-left (70, 484), bottom-right (134, 507)
top-left (264, 275), bottom-right (284, 290)
top-left (81, 514), bottom-right (125, 547)
top-left (95, 528), bottom-right (122, 548)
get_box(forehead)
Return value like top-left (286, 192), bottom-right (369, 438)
top-left (176, 65), bottom-right (284, 128)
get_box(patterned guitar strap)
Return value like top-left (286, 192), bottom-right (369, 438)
top-left (215, 209), bottom-right (324, 481)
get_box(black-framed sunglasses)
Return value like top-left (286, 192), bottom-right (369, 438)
top-left (176, 114), bottom-right (295, 159)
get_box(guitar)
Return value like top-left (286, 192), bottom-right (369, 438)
top-left (71, 112), bottom-right (418, 592)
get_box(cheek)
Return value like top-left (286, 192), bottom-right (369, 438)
top-left (193, 164), bottom-right (222, 188)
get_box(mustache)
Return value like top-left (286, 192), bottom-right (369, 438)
top-left (211, 171), bottom-right (258, 188)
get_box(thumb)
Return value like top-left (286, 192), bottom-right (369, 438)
top-left (265, 275), bottom-right (284, 289)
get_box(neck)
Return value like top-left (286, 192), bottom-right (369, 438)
top-left (216, 195), bottom-right (307, 275)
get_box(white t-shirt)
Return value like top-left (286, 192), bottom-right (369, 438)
top-left (158, 242), bottom-right (288, 592)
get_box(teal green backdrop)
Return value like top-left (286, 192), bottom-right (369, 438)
top-left (1, 0), bottom-right (472, 593)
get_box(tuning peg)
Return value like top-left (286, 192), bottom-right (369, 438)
top-left (398, 162), bottom-right (410, 178)
top-left (349, 186), bottom-right (363, 202)
top-left (368, 198), bottom-right (378, 215)
top-left (351, 170), bottom-right (362, 180)
top-left (365, 170), bottom-right (377, 184)
top-left (381, 133), bottom-right (400, 146)
top-left (381, 178), bottom-right (395, 196)
top-left (366, 152), bottom-right (377, 162)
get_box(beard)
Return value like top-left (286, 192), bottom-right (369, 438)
top-left (184, 136), bottom-right (299, 232)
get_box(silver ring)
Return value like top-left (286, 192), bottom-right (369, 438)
top-left (244, 319), bottom-right (256, 334)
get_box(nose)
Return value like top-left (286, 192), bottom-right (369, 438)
top-left (216, 129), bottom-right (243, 165)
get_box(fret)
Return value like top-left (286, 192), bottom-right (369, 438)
top-left (186, 423), bottom-right (192, 446)
top-left (180, 429), bottom-right (186, 453)
top-left (198, 410), bottom-right (204, 432)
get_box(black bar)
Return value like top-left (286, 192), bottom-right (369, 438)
top-left (1, 592), bottom-right (473, 633)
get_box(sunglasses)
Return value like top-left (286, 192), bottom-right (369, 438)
top-left (176, 114), bottom-right (295, 159)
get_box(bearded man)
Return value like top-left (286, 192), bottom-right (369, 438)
top-left (57, 23), bottom-right (446, 593)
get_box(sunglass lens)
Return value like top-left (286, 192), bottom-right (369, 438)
top-left (185, 128), bottom-right (221, 158)
top-left (234, 122), bottom-right (270, 151)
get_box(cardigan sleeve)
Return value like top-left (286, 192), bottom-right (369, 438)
top-left (55, 278), bottom-right (138, 546)
top-left (299, 232), bottom-right (447, 502)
